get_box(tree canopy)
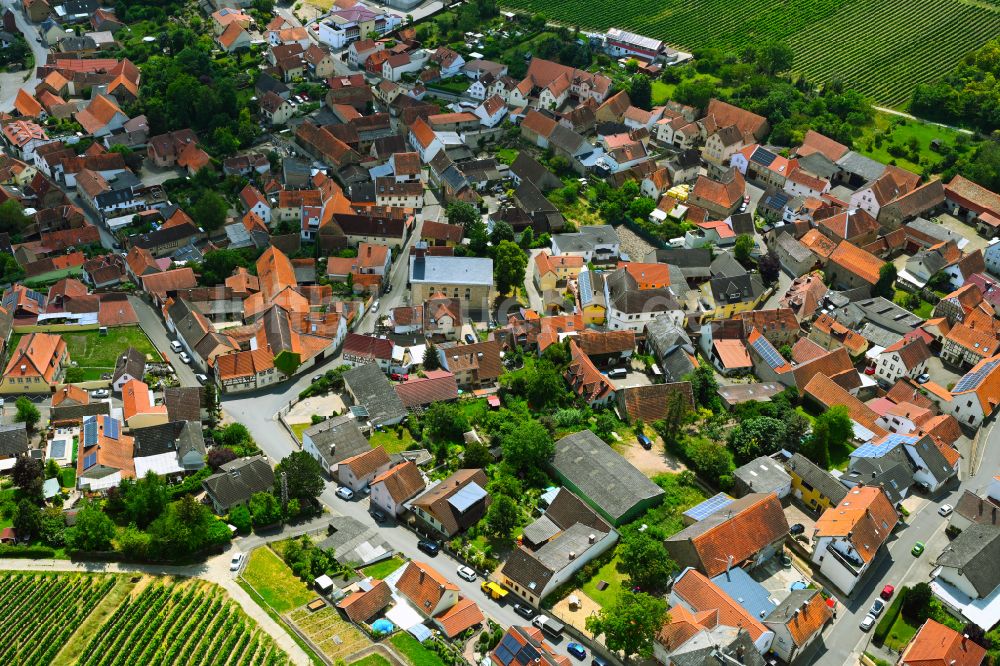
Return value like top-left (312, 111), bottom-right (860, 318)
top-left (499, 420), bottom-right (554, 485)
top-left (274, 451), bottom-right (324, 503)
top-left (493, 240), bottom-right (528, 296)
top-left (585, 590), bottom-right (668, 658)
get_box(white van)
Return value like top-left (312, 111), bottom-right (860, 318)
top-left (170, 340), bottom-right (183, 353)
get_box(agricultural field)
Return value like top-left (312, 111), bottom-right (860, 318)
top-left (77, 578), bottom-right (289, 666)
top-left (500, 0), bottom-right (1000, 106)
top-left (0, 572), bottom-right (115, 666)
top-left (0, 572), bottom-right (287, 666)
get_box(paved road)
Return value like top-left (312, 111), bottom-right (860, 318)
top-left (0, 0), bottom-right (47, 112)
top-left (808, 425), bottom-right (1000, 665)
top-left (873, 106), bottom-right (974, 136)
top-left (129, 294), bottom-right (200, 387)
top-left (0, 555), bottom-right (312, 665)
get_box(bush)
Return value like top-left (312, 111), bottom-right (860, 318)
top-left (0, 545), bottom-right (55, 558)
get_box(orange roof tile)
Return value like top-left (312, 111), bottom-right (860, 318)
top-left (396, 560), bottom-right (458, 613)
top-left (689, 493), bottom-right (790, 577)
top-left (121, 378), bottom-right (167, 421)
top-left (829, 241), bottom-right (884, 285)
top-left (815, 486), bottom-right (898, 563)
top-left (901, 619), bottom-right (987, 666)
top-left (784, 591), bottom-right (835, 646)
top-left (3, 332), bottom-right (66, 383)
top-left (435, 596), bottom-right (484, 637)
top-left (671, 569), bottom-right (768, 642)
top-left (337, 579), bottom-right (393, 623)
top-left (804, 373), bottom-right (887, 437)
top-left (713, 338), bottom-right (751, 369)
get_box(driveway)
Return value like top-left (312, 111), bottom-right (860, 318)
top-left (129, 295), bottom-right (200, 388)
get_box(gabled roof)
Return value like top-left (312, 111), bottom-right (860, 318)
top-left (804, 372), bottom-right (886, 438)
top-left (371, 460), bottom-right (424, 504)
top-left (829, 240), bottom-right (884, 285)
top-left (395, 560), bottom-right (458, 613)
top-left (666, 493), bottom-right (789, 577)
top-left (337, 579), bottom-right (392, 623)
top-left (764, 588), bottom-right (834, 647)
top-left (900, 619), bottom-right (986, 666)
top-left (815, 486), bottom-right (898, 563)
top-left (671, 568), bottom-right (768, 642)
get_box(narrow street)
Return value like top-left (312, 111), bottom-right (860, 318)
top-left (807, 425), bottom-right (1000, 665)
top-left (0, 0), bottom-right (47, 112)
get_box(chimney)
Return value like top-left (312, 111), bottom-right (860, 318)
top-left (962, 634), bottom-right (969, 650)
top-left (588, 534), bottom-right (596, 544)
top-left (419, 569), bottom-right (425, 584)
top-left (568, 551), bottom-right (576, 560)
top-left (993, 507), bottom-right (997, 524)
top-left (980, 499), bottom-right (984, 515)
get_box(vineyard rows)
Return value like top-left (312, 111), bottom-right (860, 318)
top-left (78, 580), bottom-right (289, 666)
top-left (0, 573), bottom-right (288, 666)
top-left (499, 0), bottom-right (1000, 105)
top-left (0, 573), bottom-right (115, 666)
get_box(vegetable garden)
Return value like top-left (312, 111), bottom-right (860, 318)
top-left (499, 0), bottom-right (1000, 106)
top-left (77, 579), bottom-right (289, 666)
top-left (0, 573), bottom-right (115, 666)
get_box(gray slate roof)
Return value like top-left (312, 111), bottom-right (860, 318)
top-left (132, 421), bottom-right (206, 462)
top-left (785, 453), bottom-right (848, 505)
top-left (552, 225), bottom-right (619, 254)
top-left (303, 414), bottom-right (370, 467)
top-left (319, 515), bottom-right (393, 566)
top-left (841, 447), bottom-right (914, 505)
top-left (202, 455), bottom-right (274, 512)
top-left (112, 346), bottom-right (146, 386)
top-left (551, 429), bottom-right (664, 524)
top-left (0, 423), bottom-right (28, 458)
top-left (734, 456), bottom-right (792, 496)
top-left (935, 524), bottom-right (1000, 597)
top-left (343, 364), bottom-right (407, 426)
top-left (408, 255), bottom-right (493, 286)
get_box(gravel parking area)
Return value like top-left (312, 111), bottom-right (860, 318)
top-left (616, 225), bottom-right (656, 262)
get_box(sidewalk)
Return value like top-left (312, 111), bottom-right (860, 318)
top-left (0, 556), bottom-right (311, 665)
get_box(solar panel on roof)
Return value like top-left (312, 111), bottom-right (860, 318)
top-left (954, 359), bottom-right (1000, 393)
top-left (750, 149), bottom-right (777, 168)
top-left (683, 492), bottom-right (734, 522)
top-left (515, 643), bottom-right (540, 664)
top-left (751, 336), bottom-right (785, 369)
top-left (83, 419), bottom-right (98, 447)
top-left (494, 634), bottom-right (521, 666)
top-left (104, 417), bottom-right (119, 440)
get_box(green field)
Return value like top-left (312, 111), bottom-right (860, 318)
top-left (390, 632), bottom-right (446, 666)
top-left (10, 326), bottom-right (160, 382)
top-left (0, 573), bottom-right (288, 666)
top-left (500, 0), bottom-right (1000, 106)
top-left (242, 547), bottom-right (315, 613)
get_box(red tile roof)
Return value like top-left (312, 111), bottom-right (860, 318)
top-left (688, 493), bottom-right (789, 577)
top-left (900, 619), bottom-right (986, 666)
top-left (815, 486), bottom-right (898, 563)
top-left (671, 568), bottom-right (768, 642)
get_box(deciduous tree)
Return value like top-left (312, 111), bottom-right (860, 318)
top-left (585, 590), bottom-right (668, 658)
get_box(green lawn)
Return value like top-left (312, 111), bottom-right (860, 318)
top-left (9, 326), bottom-right (161, 380)
top-left (290, 422), bottom-right (311, 443)
top-left (60, 468), bottom-right (75, 489)
top-left (390, 633), bottom-right (445, 666)
top-left (369, 428), bottom-right (416, 454)
top-left (242, 547), bottom-right (315, 613)
top-left (858, 112), bottom-right (972, 174)
top-left (360, 557), bottom-right (405, 580)
top-left (350, 655), bottom-right (391, 666)
top-left (651, 80), bottom-right (673, 106)
top-left (580, 555), bottom-right (627, 608)
top-left (458, 398), bottom-right (487, 424)
top-left (829, 439), bottom-right (856, 471)
top-left (884, 612), bottom-right (919, 651)
top-left (495, 148), bottom-right (518, 165)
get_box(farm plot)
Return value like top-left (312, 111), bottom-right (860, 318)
top-left (77, 579), bottom-right (289, 666)
top-left (499, 0), bottom-right (1000, 106)
top-left (0, 572), bottom-right (115, 666)
top-left (288, 605), bottom-right (371, 662)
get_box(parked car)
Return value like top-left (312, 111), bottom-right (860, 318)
top-left (370, 508), bottom-right (386, 522)
top-left (916, 373), bottom-right (930, 384)
top-left (179, 351), bottom-right (191, 364)
top-left (938, 504), bottom-right (954, 517)
top-left (390, 373), bottom-right (409, 381)
top-left (637, 434), bottom-right (652, 450)
top-left (230, 552), bottom-right (245, 571)
top-left (417, 539), bottom-right (440, 556)
top-left (457, 566), bottom-right (477, 582)
top-left (465, 333), bottom-right (475, 344)
top-left (864, 365), bottom-right (876, 375)
top-left (789, 523), bottom-right (805, 536)
top-left (567, 644), bottom-right (586, 661)
top-left (608, 368), bottom-right (627, 380)
top-left (371, 300), bottom-right (380, 313)
top-left (870, 598), bottom-right (886, 617)
top-left (91, 389), bottom-right (110, 399)
top-left (881, 585), bottom-right (895, 600)
top-left (513, 603), bottom-right (535, 620)
top-left (859, 614), bottom-right (876, 632)
top-left (911, 541), bottom-right (925, 556)
top-left (335, 487), bottom-right (354, 501)
top-left (170, 340), bottom-right (183, 353)
top-left (590, 658), bottom-right (609, 666)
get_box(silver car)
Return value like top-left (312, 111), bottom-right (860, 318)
top-left (859, 614), bottom-right (876, 632)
